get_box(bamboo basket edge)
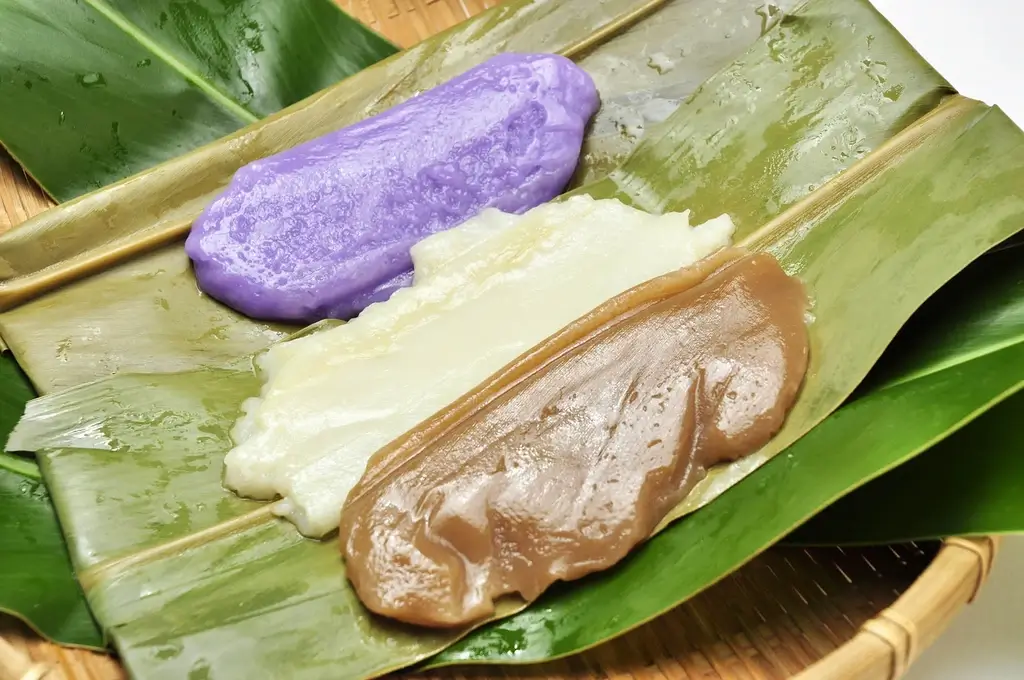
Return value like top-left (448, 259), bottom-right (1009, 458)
top-left (796, 536), bottom-right (999, 680)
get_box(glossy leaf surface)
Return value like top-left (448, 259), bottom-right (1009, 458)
top-left (788, 240), bottom-right (1024, 545)
top-left (0, 0), bottom-right (396, 200)
top-left (0, 354), bottom-right (101, 647)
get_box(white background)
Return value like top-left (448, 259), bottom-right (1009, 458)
top-left (864, 1), bottom-right (1023, 678)
top-left (870, 0), bottom-right (1024, 128)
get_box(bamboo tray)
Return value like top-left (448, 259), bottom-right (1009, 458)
top-left (0, 1), bottom-right (1002, 679)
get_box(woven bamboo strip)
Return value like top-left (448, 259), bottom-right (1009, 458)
top-left (0, 158), bottom-right (51, 234)
top-left (799, 537), bottom-right (999, 680)
top-left (340, 0), bottom-right (503, 48)
top-left (0, 1), bottom-right (1002, 678)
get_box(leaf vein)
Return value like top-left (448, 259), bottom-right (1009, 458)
top-left (81, 0), bottom-right (259, 124)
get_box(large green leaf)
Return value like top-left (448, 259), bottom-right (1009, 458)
top-left (0, 354), bottom-right (101, 647)
top-left (4, 0), bottom-right (951, 565)
top-left (0, 0), bottom-right (396, 201)
top-left (786, 392), bottom-right (1024, 546)
top-left (786, 240), bottom-right (1024, 545)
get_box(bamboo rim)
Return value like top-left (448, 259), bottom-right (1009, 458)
top-left (795, 537), bottom-right (999, 680)
top-left (0, 2), bottom-right (1003, 679)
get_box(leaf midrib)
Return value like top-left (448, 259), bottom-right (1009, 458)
top-left (879, 333), bottom-right (1024, 392)
top-left (83, 0), bottom-right (259, 124)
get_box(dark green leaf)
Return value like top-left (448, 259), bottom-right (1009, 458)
top-left (0, 354), bottom-right (101, 647)
top-left (785, 240), bottom-right (1024, 545)
top-left (0, 471), bottom-right (103, 648)
top-left (786, 392), bottom-right (1024, 546)
top-left (0, 0), bottom-right (395, 200)
top-left (0, 351), bottom-right (34, 447)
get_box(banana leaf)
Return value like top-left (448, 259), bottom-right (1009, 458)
top-left (786, 392), bottom-right (1024, 546)
top-left (10, 2), bottom-right (1021, 678)
top-left (567, 0), bottom-right (797, 187)
top-left (12, 94), bottom-right (1023, 678)
top-left (787, 239), bottom-right (1024, 545)
top-left (0, 0), bottom-right (806, 646)
top-left (0, 0), bottom-right (397, 201)
top-left (0, 353), bottom-right (102, 647)
top-left (0, 354), bottom-right (33, 458)
top-left (433, 130), bottom-right (1024, 663)
top-left (3, 0), bottom-right (951, 546)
